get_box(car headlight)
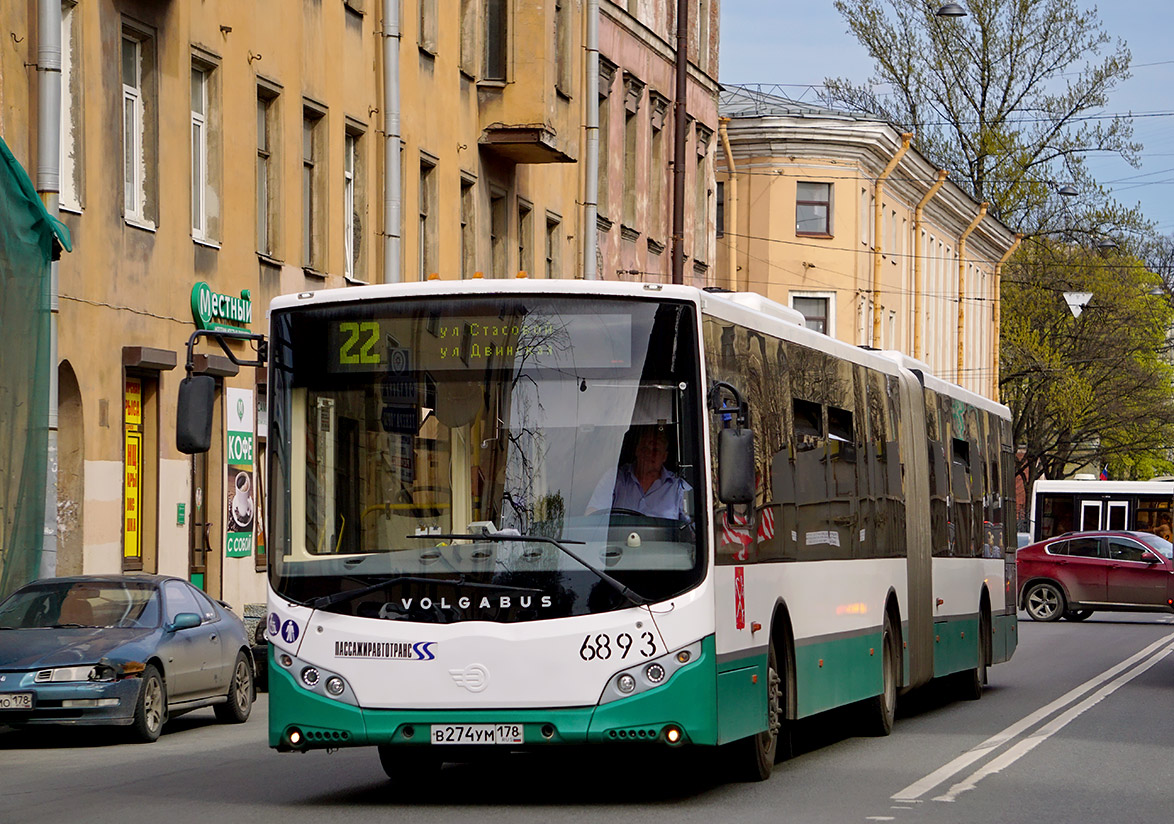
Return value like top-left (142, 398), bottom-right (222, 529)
top-left (35, 664), bottom-right (115, 683)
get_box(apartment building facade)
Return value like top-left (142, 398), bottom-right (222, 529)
top-left (0, 0), bottom-right (720, 609)
top-left (716, 86), bottom-right (1018, 400)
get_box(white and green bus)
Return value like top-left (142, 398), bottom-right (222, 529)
top-left (182, 279), bottom-right (1016, 782)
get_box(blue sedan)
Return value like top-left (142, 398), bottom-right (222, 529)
top-left (0, 574), bottom-right (254, 742)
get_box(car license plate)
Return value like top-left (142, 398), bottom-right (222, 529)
top-left (430, 723), bottom-right (524, 745)
top-left (0, 693), bottom-right (33, 710)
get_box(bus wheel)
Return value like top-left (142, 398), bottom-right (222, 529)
top-left (378, 745), bottom-right (441, 784)
top-left (959, 611), bottom-right (988, 701)
top-left (863, 614), bottom-right (897, 736)
top-left (1024, 582), bottom-right (1065, 622)
top-left (727, 642), bottom-right (780, 781)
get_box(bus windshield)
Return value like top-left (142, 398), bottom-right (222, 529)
top-left (268, 295), bottom-right (704, 622)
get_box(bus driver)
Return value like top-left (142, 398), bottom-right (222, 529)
top-left (587, 425), bottom-right (691, 521)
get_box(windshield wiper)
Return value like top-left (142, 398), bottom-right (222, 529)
top-left (305, 575), bottom-right (542, 610)
top-left (413, 533), bottom-right (650, 607)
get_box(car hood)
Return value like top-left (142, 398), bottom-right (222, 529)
top-left (0, 627), bottom-right (157, 670)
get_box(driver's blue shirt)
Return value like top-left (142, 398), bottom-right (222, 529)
top-left (588, 464), bottom-right (691, 520)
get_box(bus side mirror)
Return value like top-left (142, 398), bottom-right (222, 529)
top-left (718, 428), bottom-right (756, 504)
top-left (176, 375), bottom-right (216, 454)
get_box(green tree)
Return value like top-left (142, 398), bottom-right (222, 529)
top-left (825, 0), bottom-right (1138, 235)
top-left (1001, 241), bottom-right (1174, 487)
top-left (827, 0), bottom-right (1174, 489)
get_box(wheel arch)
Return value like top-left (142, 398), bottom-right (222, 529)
top-left (1018, 576), bottom-right (1070, 610)
top-left (769, 598), bottom-right (798, 721)
top-left (882, 588), bottom-right (904, 688)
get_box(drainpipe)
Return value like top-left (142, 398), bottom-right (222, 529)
top-left (382, 0), bottom-right (402, 283)
top-left (913, 169), bottom-right (948, 361)
top-left (956, 202), bottom-right (988, 384)
top-left (583, 0), bottom-right (599, 280)
top-left (670, 0), bottom-right (688, 285)
top-left (718, 117), bottom-right (737, 290)
top-left (871, 133), bottom-right (912, 346)
top-left (990, 233), bottom-right (1023, 402)
top-left (36, 0), bottom-right (62, 579)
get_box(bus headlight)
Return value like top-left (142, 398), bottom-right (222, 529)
top-left (300, 667), bottom-right (320, 687)
top-left (325, 676), bottom-right (345, 696)
top-left (599, 640), bottom-right (703, 705)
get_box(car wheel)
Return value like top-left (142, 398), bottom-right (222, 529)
top-left (130, 664), bottom-right (166, 743)
top-left (1063, 609), bottom-right (1094, 621)
top-left (214, 651), bottom-right (254, 723)
top-left (863, 614), bottom-right (898, 734)
top-left (1024, 582), bottom-right (1065, 622)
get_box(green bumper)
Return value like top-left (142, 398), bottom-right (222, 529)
top-left (268, 636), bottom-right (721, 751)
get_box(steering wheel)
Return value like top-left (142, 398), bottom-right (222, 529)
top-left (590, 507), bottom-right (646, 518)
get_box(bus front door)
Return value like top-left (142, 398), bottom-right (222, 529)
top-left (1107, 501), bottom-right (1129, 531)
top-left (1080, 501), bottom-right (1103, 531)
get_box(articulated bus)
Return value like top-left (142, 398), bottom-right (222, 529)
top-left (1028, 479), bottom-right (1174, 541)
top-left (181, 280), bottom-right (1016, 782)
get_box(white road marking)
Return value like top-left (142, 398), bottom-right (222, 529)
top-left (933, 639), bottom-right (1174, 802)
top-left (892, 630), bottom-right (1174, 802)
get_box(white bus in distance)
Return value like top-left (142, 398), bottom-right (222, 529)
top-left (178, 279), bottom-right (1017, 783)
top-left (1028, 478), bottom-right (1174, 541)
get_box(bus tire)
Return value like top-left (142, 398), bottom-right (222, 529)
top-left (1024, 581), bottom-right (1065, 622)
top-left (863, 613), bottom-right (897, 736)
top-left (378, 745), bottom-right (441, 784)
top-left (959, 610), bottom-right (988, 701)
top-left (726, 642), bottom-right (780, 781)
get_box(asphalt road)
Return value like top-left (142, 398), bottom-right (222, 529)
top-left (3, 612), bottom-right (1172, 824)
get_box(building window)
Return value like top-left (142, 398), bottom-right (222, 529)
top-left (256, 86), bottom-right (279, 256)
top-left (545, 214), bottom-right (561, 278)
top-left (302, 105), bottom-right (326, 271)
top-left (60, 1), bottom-right (83, 213)
top-left (419, 157), bottom-right (437, 280)
top-left (694, 126), bottom-right (711, 262)
top-left (623, 108), bottom-right (638, 228)
top-left (649, 93), bottom-right (668, 241)
top-left (191, 66), bottom-right (209, 239)
top-left (484, 0), bottom-right (507, 81)
top-left (792, 294), bottom-right (833, 335)
top-left (344, 129), bottom-right (366, 280)
top-left (459, 176), bottom-right (476, 278)
top-left (518, 200), bottom-right (533, 277)
top-left (460, 0), bottom-right (477, 76)
top-left (696, 0), bottom-right (709, 73)
top-left (121, 27), bottom-right (155, 226)
top-left (490, 190), bottom-right (507, 278)
top-left (555, 0), bottom-right (571, 94)
top-left (419, 0), bottom-right (438, 54)
top-left (796, 181), bottom-right (832, 236)
top-left (716, 181), bottom-right (724, 238)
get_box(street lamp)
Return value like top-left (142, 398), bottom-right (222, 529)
top-left (936, 3), bottom-right (967, 16)
top-left (1056, 184), bottom-right (1078, 197)
top-left (1097, 238), bottom-right (1118, 252)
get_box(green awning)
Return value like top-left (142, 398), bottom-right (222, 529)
top-left (0, 136), bottom-right (72, 257)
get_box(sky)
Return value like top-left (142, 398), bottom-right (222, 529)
top-left (718, 3), bottom-right (1174, 238)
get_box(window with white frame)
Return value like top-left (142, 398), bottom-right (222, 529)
top-left (191, 65), bottom-right (208, 239)
top-left (791, 293), bottom-right (834, 335)
top-left (60, 1), bottom-right (82, 212)
top-left (343, 131), bottom-right (359, 279)
top-left (121, 28), bottom-right (154, 225)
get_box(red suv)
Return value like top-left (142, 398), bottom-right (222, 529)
top-left (1017, 531), bottom-right (1174, 621)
